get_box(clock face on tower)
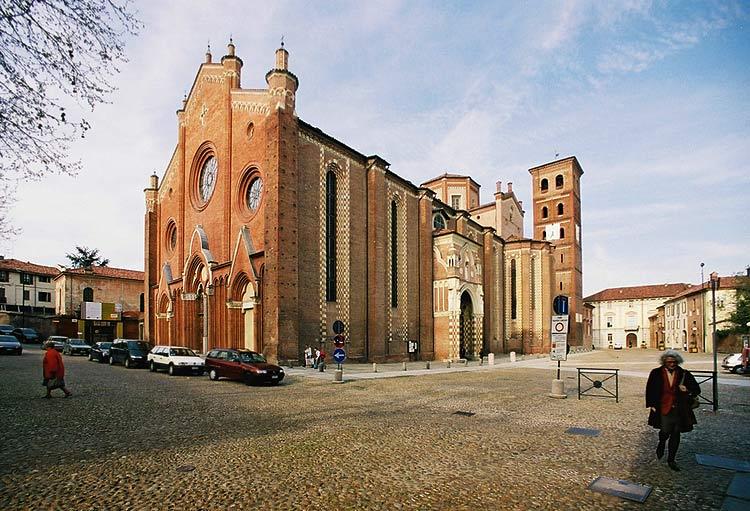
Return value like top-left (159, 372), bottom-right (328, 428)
top-left (199, 156), bottom-right (217, 203)
top-left (246, 177), bottom-right (263, 211)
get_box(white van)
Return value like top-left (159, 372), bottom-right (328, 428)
top-left (613, 339), bottom-right (623, 350)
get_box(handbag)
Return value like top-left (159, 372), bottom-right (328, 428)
top-left (680, 372), bottom-right (700, 409)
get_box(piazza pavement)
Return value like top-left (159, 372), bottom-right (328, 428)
top-left (0, 347), bottom-right (748, 510)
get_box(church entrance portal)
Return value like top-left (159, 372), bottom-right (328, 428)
top-left (459, 292), bottom-right (474, 359)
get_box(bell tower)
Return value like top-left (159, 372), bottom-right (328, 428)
top-left (529, 156), bottom-right (585, 346)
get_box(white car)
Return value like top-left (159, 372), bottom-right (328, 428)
top-left (721, 353), bottom-right (744, 373)
top-left (148, 345), bottom-right (205, 376)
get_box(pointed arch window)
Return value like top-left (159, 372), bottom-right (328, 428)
top-left (391, 200), bottom-right (398, 308)
top-left (326, 170), bottom-right (337, 301)
top-left (510, 259), bottom-right (517, 319)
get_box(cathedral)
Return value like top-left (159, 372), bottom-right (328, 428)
top-left (143, 41), bottom-right (587, 364)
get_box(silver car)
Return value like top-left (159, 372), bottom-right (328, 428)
top-left (721, 353), bottom-right (744, 373)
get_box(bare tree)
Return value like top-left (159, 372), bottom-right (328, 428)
top-left (65, 245), bottom-right (109, 268)
top-left (0, 0), bottom-right (141, 235)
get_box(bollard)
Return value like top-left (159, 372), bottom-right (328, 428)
top-left (426, 361), bottom-right (431, 370)
top-left (447, 360), bottom-right (452, 369)
top-left (488, 353), bottom-right (495, 365)
top-left (548, 379), bottom-right (567, 399)
top-left (510, 351), bottom-right (516, 363)
top-left (372, 363), bottom-right (378, 373)
top-left (333, 369), bottom-right (343, 384)
top-left (402, 362), bottom-right (407, 371)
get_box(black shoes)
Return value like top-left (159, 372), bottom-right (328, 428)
top-left (668, 461), bottom-right (680, 471)
top-left (656, 444), bottom-right (665, 459)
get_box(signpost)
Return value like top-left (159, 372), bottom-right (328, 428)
top-left (549, 300), bottom-right (569, 399)
top-left (333, 348), bottom-right (346, 364)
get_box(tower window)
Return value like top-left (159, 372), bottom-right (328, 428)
top-left (560, 227), bottom-right (565, 239)
top-left (542, 230), bottom-right (547, 240)
top-left (557, 203), bottom-right (564, 215)
top-left (555, 174), bottom-right (564, 188)
top-left (450, 195), bottom-right (461, 210)
top-left (540, 178), bottom-right (548, 192)
top-left (326, 170), bottom-right (337, 301)
top-left (542, 206), bottom-right (548, 218)
top-left (559, 282), bottom-right (563, 291)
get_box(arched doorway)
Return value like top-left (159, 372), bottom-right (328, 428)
top-left (626, 333), bottom-right (637, 348)
top-left (459, 291), bottom-right (474, 359)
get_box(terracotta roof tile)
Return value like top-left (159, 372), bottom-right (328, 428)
top-left (60, 266), bottom-right (144, 281)
top-left (0, 258), bottom-right (59, 276)
top-left (584, 283), bottom-right (692, 302)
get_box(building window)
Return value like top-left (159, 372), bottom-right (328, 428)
top-left (560, 253), bottom-right (564, 263)
top-left (23, 290), bottom-right (30, 301)
top-left (560, 227), bottom-right (565, 239)
top-left (542, 206), bottom-right (548, 218)
top-left (510, 259), bottom-right (517, 319)
top-left (38, 292), bottom-right (51, 302)
top-left (390, 201), bottom-right (401, 307)
top-left (433, 214), bottom-right (445, 230)
top-left (608, 333), bottom-right (613, 342)
top-left (557, 203), bottom-right (564, 215)
top-left (606, 316), bottom-right (614, 328)
top-left (450, 195), bottom-right (461, 210)
top-left (559, 282), bottom-right (563, 291)
top-left (542, 230), bottom-right (547, 240)
top-left (326, 171), bottom-right (337, 302)
top-left (166, 220), bottom-right (178, 253)
top-left (0, 271), bottom-right (7, 282)
top-left (140, 293), bottom-right (145, 312)
top-left (83, 287), bottom-right (94, 302)
top-left (246, 177), bottom-right (263, 212)
top-left (540, 178), bottom-right (548, 192)
top-left (198, 155), bottom-right (218, 203)
top-left (555, 174), bottom-right (564, 188)
top-left (38, 276), bottom-right (51, 283)
top-left (21, 273), bottom-right (33, 285)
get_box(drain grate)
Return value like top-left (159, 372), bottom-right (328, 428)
top-left (175, 465), bottom-right (196, 473)
top-left (566, 427), bottom-right (601, 437)
top-left (453, 411), bottom-right (475, 417)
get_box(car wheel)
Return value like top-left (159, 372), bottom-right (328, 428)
top-left (733, 365), bottom-right (741, 374)
top-left (125, 358), bottom-right (131, 369)
top-left (209, 369), bottom-right (219, 381)
top-left (16, 349), bottom-right (22, 356)
top-left (168, 364), bottom-right (176, 376)
top-left (109, 355), bottom-right (116, 365)
top-left (88, 353), bottom-right (94, 361)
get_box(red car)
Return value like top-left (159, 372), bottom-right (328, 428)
top-left (205, 348), bottom-right (285, 385)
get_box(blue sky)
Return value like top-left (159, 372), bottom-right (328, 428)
top-left (4, 0), bottom-right (749, 295)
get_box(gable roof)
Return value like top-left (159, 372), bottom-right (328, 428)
top-left (584, 283), bottom-right (692, 302)
top-left (57, 266), bottom-right (144, 281)
top-left (0, 258), bottom-right (59, 276)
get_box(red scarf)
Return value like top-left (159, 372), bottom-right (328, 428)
top-left (659, 367), bottom-right (678, 415)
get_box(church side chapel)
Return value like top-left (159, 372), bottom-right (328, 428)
top-left (144, 41), bottom-right (585, 364)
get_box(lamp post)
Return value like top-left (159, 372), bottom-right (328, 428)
top-left (710, 271), bottom-right (719, 411)
top-left (700, 262), bottom-right (705, 352)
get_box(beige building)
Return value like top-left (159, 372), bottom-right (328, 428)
top-left (0, 257), bottom-right (57, 315)
top-left (585, 283), bottom-right (691, 349)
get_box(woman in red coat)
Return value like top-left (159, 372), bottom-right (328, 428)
top-left (43, 341), bottom-right (71, 398)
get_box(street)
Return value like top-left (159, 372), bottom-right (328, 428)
top-left (0, 349), bottom-right (748, 510)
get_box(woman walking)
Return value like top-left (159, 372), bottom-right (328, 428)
top-left (645, 349), bottom-right (699, 471)
top-left (43, 341), bottom-right (72, 398)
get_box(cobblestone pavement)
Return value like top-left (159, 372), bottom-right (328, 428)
top-left (1, 349), bottom-right (748, 510)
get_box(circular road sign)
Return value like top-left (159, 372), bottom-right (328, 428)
top-left (332, 320), bottom-right (345, 335)
top-left (553, 321), bottom-right (566, 333)
top-left (333, 334), bottom-right (345, 348)
top-left (333, 348), bottom-right (346, 364)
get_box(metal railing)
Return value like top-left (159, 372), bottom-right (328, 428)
top-left (689, 370), bottom-right (717, 411)
top-left (578, 368), bottom-right (620, 402)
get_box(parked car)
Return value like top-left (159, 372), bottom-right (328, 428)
top-left (722, 353), bottom-right (744, 373)
top-left (89, 341), bottom-right (113, 363)
top-left (205, 348), bottom-right (284, 385)
top-left (148, 345), bottom-right (205, 376)
top-left (45, 336), bottom-right (67, 352)
top-left (63, 338), bottom-right (91, 356)
top-left (0, 325), bottom-right (14, 335)
top-left (0, 335), bottom-right (22, 355)
top-left (12, 327), bottom-right (40, 343)
top-left (109, 339), bottom-right (152, 368)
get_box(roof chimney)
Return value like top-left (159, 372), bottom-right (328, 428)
top-left (507, 182), bottom-right (513, 193)
top-left (496, 181), bottom-right (502, 193)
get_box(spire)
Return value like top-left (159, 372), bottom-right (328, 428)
top-left (205, 41), bottom-right (212, 63)
top-left (227, 35), bottom-right (235, 56)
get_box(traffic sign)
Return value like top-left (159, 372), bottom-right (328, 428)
top-left (553, 295), bottom-right (569, 315)
top-left (332, 348), bottom-right (346, 364)
top-left (332, 320), bottom-right (345, 334)
top-left (552, 315), bottom-right (569, 334)
top-left (333, 335), bottom-right (345, 348)
top-left (551, 314), bottom-right (569, 361)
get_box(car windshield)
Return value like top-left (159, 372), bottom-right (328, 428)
top-left (22, 329), bottom-right (36, 334)
top-left (69, 340), bottom-right (87, 346)
top-left (239, 352), bottom-right (266, 363)
top-left (99, 342), bottom-right (112, 349)
top-left (170, 348), bottom-right (197, 357)
top-left (0, 335), bottom-right (17, 342)
top-left (127, 341), bottom-right (151, 351)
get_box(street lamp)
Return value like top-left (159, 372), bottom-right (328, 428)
top-left (700, 262), bottom-right (706, 352)
top-left (710, 271), bottom-right (719, 411)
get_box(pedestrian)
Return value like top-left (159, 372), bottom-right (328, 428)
top-left (318, 347), bottom-right (326, 372)
top-left (645, 349), bottom-right (699, 471)
top-left (304, 346), bottom-right (313, 368)
top-left (42, 341), bottom-right (71, 398)
top-left (313, 347), bottom-right (320, 369)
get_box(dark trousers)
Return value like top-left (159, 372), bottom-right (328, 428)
top-left (658, 409), bottom-right (681, 462)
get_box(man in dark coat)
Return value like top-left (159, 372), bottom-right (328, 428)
top-left (645, 349), bottom-right (700, 471)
